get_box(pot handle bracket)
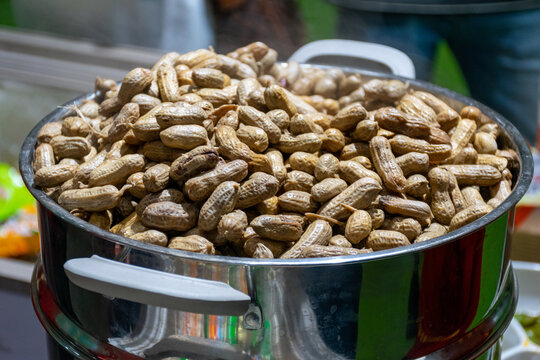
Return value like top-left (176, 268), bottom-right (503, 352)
top-left (288, 39), bottom-right (416, 79)
top-left (64, 255), bottom-right (251, 316)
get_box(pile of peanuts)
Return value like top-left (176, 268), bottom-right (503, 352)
top-left (32, 42), bottom-right (518, 259)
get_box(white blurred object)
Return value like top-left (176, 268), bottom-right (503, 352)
top-left (502, 261), bottom-right (540, 359)
top-left (12, 0), bottom-right (214, 52)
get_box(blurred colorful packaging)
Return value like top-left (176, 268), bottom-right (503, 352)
top-left (0, 163), bottom-right (39, 258)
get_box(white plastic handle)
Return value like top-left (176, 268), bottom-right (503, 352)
top-left (288, 39), bottom-right (416, 79)
top-left (64, 255), bottom-right (250, 316)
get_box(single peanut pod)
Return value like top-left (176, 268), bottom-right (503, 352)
top-left (58, 185), bottom-right (127, 211)
top-left (428, 167), bottom-right (456, 225)
top-left (344, 209), bottom-right (372, 244)
top-left (131, 93), bottom-right (161, 115)
top-left (88, 210), bottom-right (113, 231)
top-left (37, 121), bottom-right (62, 143)
top-left (487, 169), bottom-right (512, 208)
top-left (289, 114), bottom-right (324, 135)
top-left (244, 237), bottom-right (287, 258)
top-left (329, 235), bottom-right (353, 248)
top-left (186, 159), bottom-right (249, 202)
top-left (169, 146), bottom-right (219, 182)
top-left (340, 142), bottom-right (371, 160)
top-left (477, 123), bottom-right (500, 138)
top-left (143, 163), bottom-right (170, 193)
top-left (311, 178), bottom-right (348, 203)
top-left (236, 172), bottom-right (280, 209)
top-left (218, 210), bottom-right (248, 244)
top-left (118, 68), bottom-right (153, 103)
top-left (136, 188), bottom-right (185, 216)
top-left (61, 116), bottom-right (92, 137)
top-left (314, 76), bottom-right (337, 98)
top-left (132, 103), bottom-right (170, 141)
top-left (339, 74), bottom-right (362, 97)
top-left (330, 103), bottom-right (367, 131)
top-left (314, 153), bottom-right (339, 181)
top-left (287, 152), bottom-right (318, 175)
top-left (276, 132), bottom-right (323, 154)
top-left (142, 141), bottom-right (183, 163)
top-left (446, 172), bottom-right (466, 213)
top-left (169, 235), bottom-right (215, 254)
top-left (99, 95), bottom-right (123, 117)
top-left (300, 245), bottom-right (372, 258)
top-left (237, 125), bottom-right (269, 153)
top-left (352, 118), bottom-right (379, 141)
top-left (370, 136), bottom-right (408, 193)
top-left (126, 172), bottom-right (148, 199)
top-left (280, 220), bottom-right (332, 259)
top-left (449, 204), bottom-right (492, 231)
top-left (449, 118), bottom-right (477, 159)
top-left (265, 149), bottom-right (287, 184)
top-left (237, 106), bottom-right (281, 143)
top-left (389, 135), bottom-right (452, 162)
top-left (105, 139), bottom-right (133, 161)
top-left (349, 156), bottom-right (372, 169)
top-left (322, 128), bottom-right (346, 153)
top-left (416, 222), bottom-right (447, 242)
top-left (50, 136), bottom-right (91, 159)
top-left (440, 164), bottom-right (501, 186)
top-left (198, 181), bottom-right (240, 231)
top-left (257, 196), bottom-right (279, 215)
top-left (111, 212), bottom-right (143, 236)
top-left (155, 104), bottom-right (207, 128)
top-left (413, 91), bottom-right (460, 130)
top-left (461, 106), bottom-right (491, 127)
top-left (192, 68), bottom-right (228, 89)
top-left (278, 191), bottom-right (318, 213)
top-left (473, 132), bottom-right (497, 155)
top-left (395, 152), bottom-right (430, 176)
top-left (33, 143), bottom-right (56, 172)
top-left (105, 102), bottom-right (140, 142)
top-left (216, 110), bottom-right (239, 129)
top-left (476, 154), bottom-right (508, 172)
top-left (318, 177), bottom-right (382, 221)
top-left (267, 109), bottom-right (290, 131)
top-left (397, 94), bottom-right (437, 123)
top-left (141, 201), bottom-right (198, 231)
top-left (367, 207), bottom-right (385, 229)
top-left (89, 154), bottom-right (145, 186)
top-left (130, 230), bottom-right (168, 247)
top-left (453, 144), bottom-right (478, 164)
top-left (384, 217), bottom-right (422, 242)
top-left (283, 170), bottom-right (315, 192)
top-left (236, 78), bottom-right (261, 106)
top-left (116, 195), bottom-right (136, 218)
top-left (380, 195), bottom-right (433, 226)
top-left (157, 63), bottom-right (181, 102)
top-left (252, 243), bottom-right (274, 258)
top-left (264, 84), bottom-right (297, 117)
top-left (34, 164), bottom-right (76, 187)
top-left (339, 160), bottom-right (382, 185)
top-left (250, 214), bottom-right (303, 241)
top-left (403, 174), bottom-right (429, 199)
top-left (461, 186), bottom-right (488, 208)
top-left (366, 230), bottom-right (410, 251)
top-left (159, 124), bottom-right (208, 150)
top-left (215, 125), bottom-right (271, 173)
top-left (374, 107), bottom-right (434, 138)
top-left (496, 149), bottom-right (520, 170)
top-left (363, 79), bottom-right (408, 102)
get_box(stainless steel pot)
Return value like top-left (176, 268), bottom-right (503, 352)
top-left (21, 56), bottom-right (532, 359)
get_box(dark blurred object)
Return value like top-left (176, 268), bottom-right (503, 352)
top-left (212, 0), bottom-right (305, 59)
top-left (330, 0), bottom-right (540, 14)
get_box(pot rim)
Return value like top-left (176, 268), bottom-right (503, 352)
top-left (19, 68), bottom-right (533, 267)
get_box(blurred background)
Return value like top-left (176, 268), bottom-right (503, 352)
top-left (1, 0), bottom-right (540, 358)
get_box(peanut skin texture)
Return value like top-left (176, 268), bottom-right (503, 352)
top-left (34, 41), bottom-right (516, 258)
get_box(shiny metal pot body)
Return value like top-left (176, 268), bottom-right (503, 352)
top-left (20, 69), bottom-right (533, 360)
